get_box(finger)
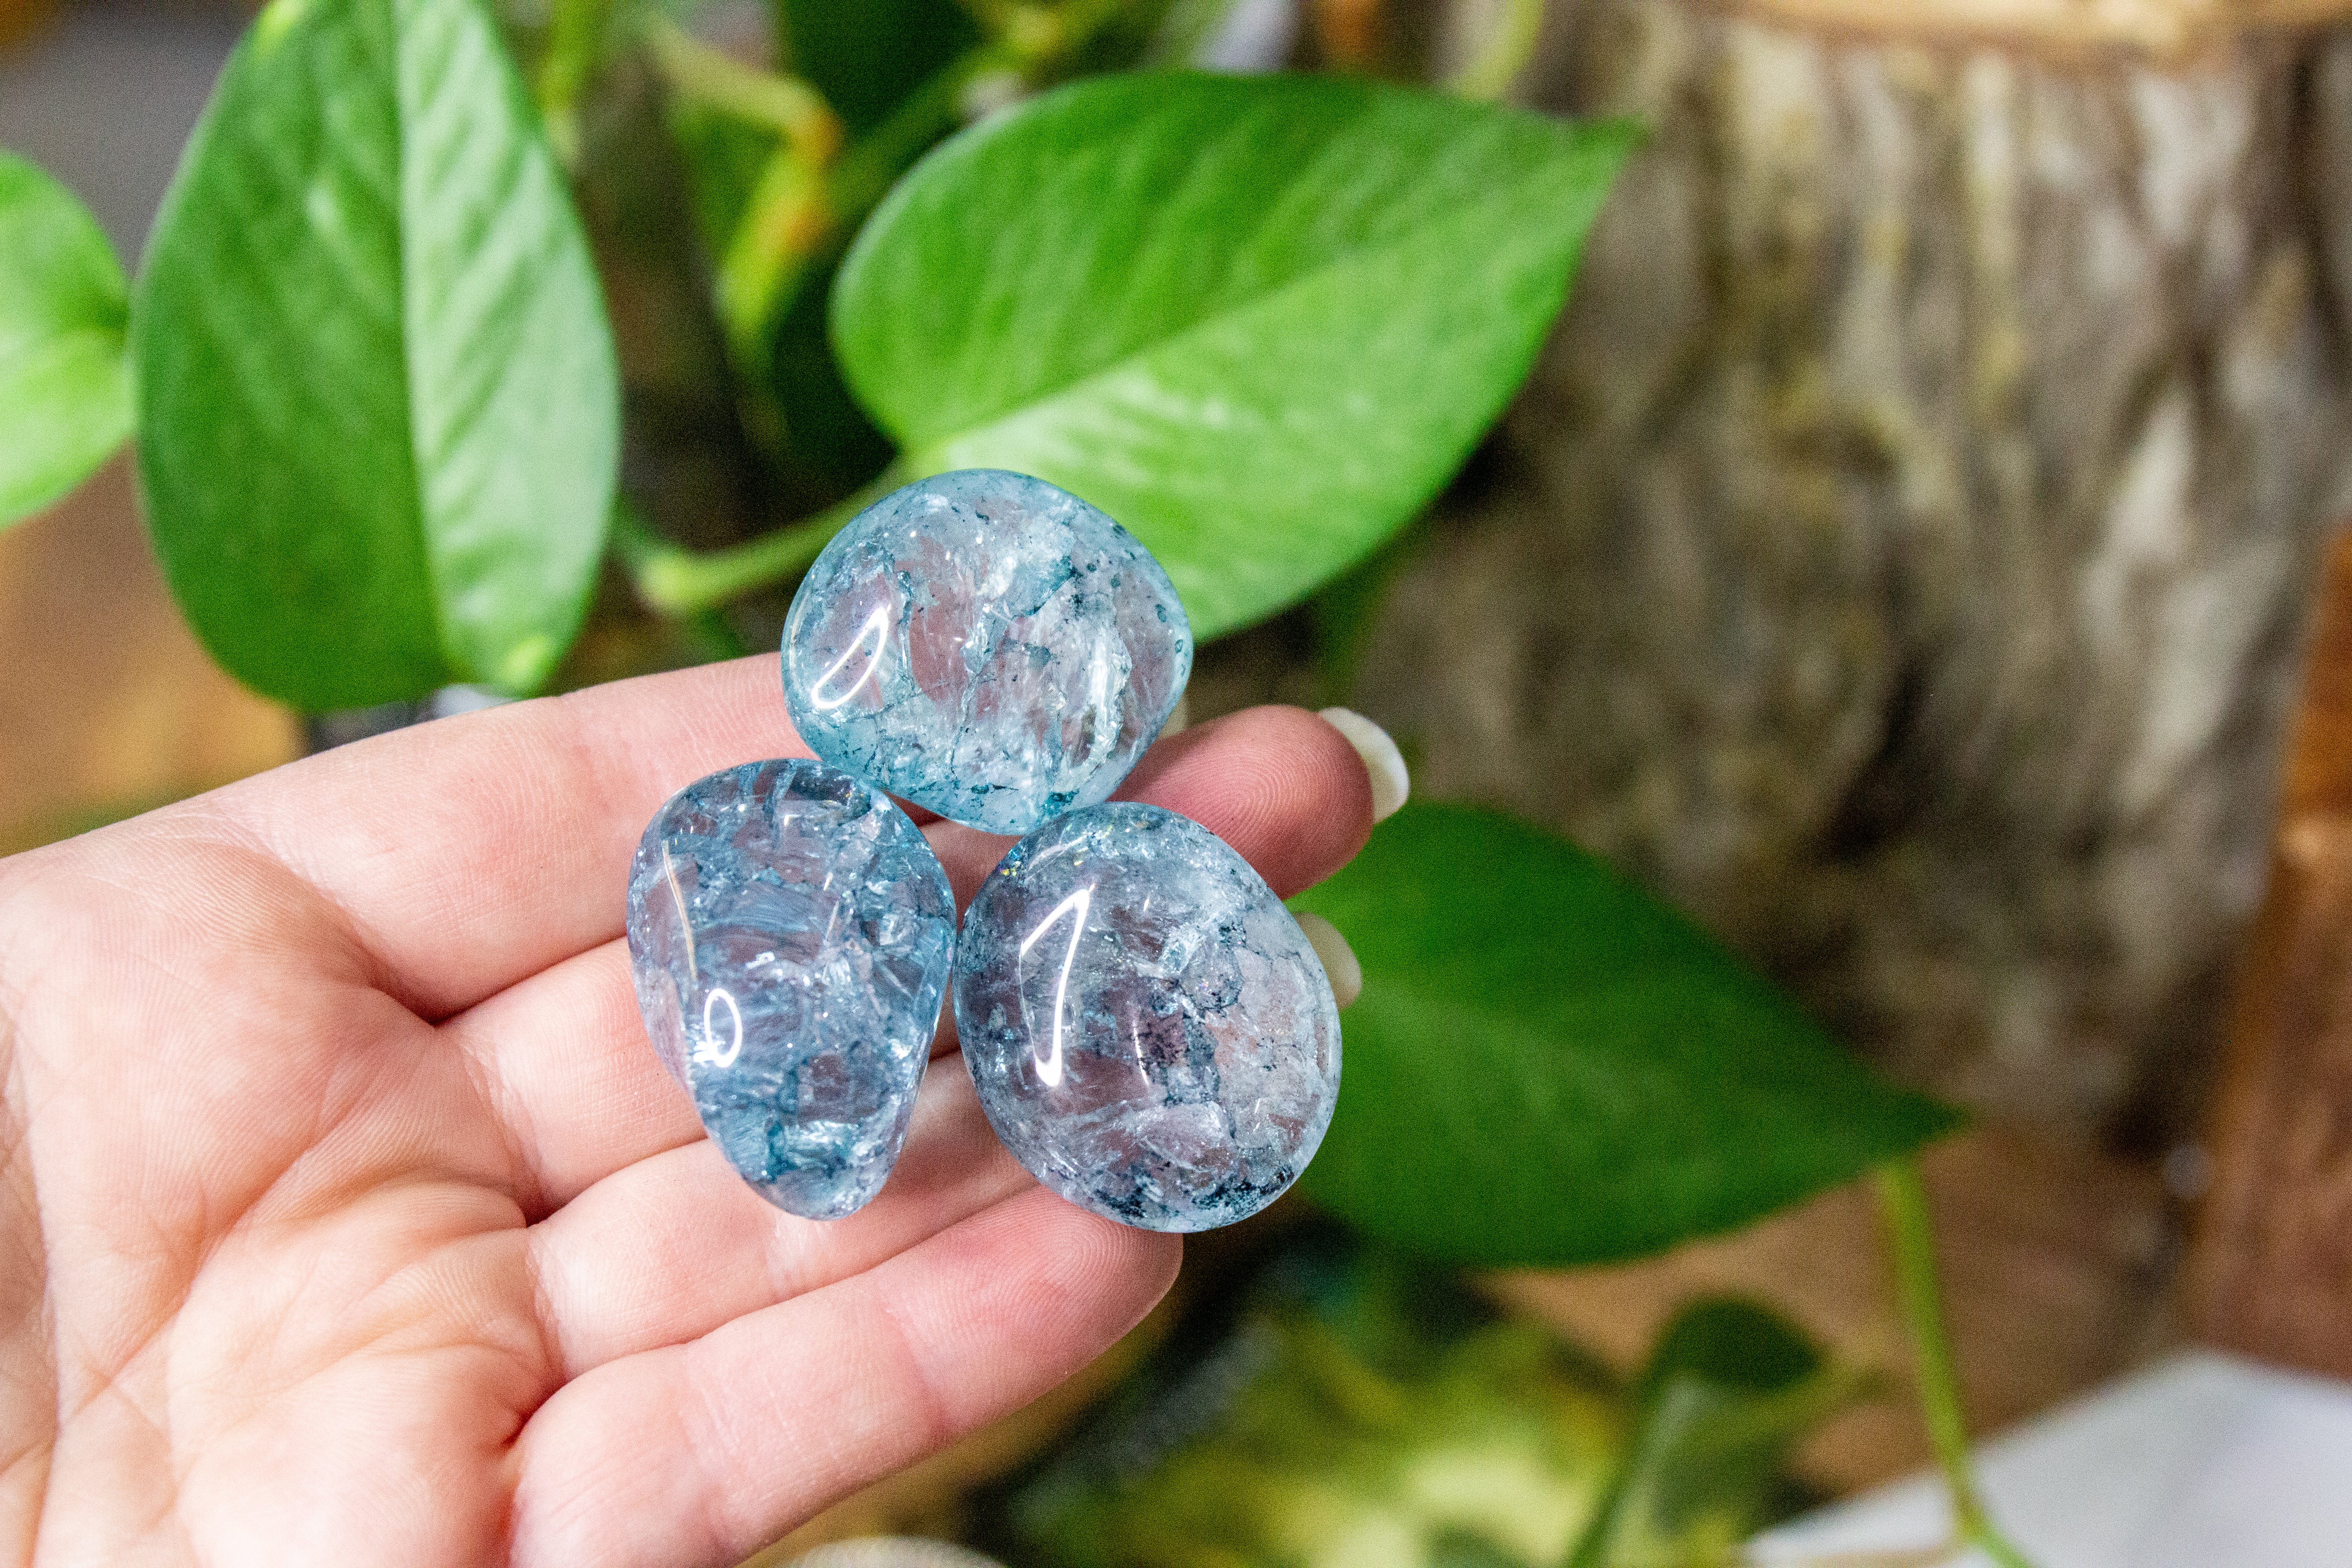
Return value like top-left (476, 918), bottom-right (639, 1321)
top-left (922, 702), bottom-right (1377, 909)
top-left (191, 645), bottom-right (1371, 1024)
top-left (1117, 702), bottom-right (1375, 896)
top-left (441, 940), bottom-right (699, 1213)
top-left (509, 1190), bottom-right (1181, 1568)
top-left (524, 1061), bottom-right (1029, 1378)
top-left (448, 704), bottom-right (1377, 1206)
top-left (196, 656), bottom-right (802, 1019)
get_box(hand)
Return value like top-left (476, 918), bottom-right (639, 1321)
top-left (0, 657), bottom-right (1376, 1568)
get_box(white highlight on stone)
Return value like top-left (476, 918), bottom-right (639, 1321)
top-left (1294, 911), bottom-right (1362, 1009)
top-left (694, 987), bottom-right (744, 1069)
top-left (807, 602), bottom-right (892, 712)
top-left (1319, 707), bottom-right (1410, 823)
top-left (1018, 883), bottom-right (1095, 1089)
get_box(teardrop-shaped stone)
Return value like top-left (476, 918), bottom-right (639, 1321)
top-left (626, 759), bottom-right (956, 1219)
top-left (781, 470), bottom-right (1192, 836)
top-left (954, 803), bottom-right (1342, 1232)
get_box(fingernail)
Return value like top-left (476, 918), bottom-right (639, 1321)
top-left (1294, 911), bottom-right (1362, 1009)
top-left (1318, 707), bottom-right (1408, 823)
top-left (1158, 693), bottom-right (1191, 740)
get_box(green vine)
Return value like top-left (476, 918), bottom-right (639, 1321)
top-left (1449, 0), bottom-right (1546, 100)
top-left (1875, 1159), bottom-right (2038, 1568)
top-left (612, 469), bottom-right (904, 616)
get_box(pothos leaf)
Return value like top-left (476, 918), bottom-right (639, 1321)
top-left (135, 0), bottom-right (618, 708)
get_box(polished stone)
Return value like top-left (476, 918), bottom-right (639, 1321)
top-left (781, 470), bottom-right (1191, 835)
top-left (955, 803), bottom-right (1342, 1232)
top-left (626, 759), bottom-right (956, 1219)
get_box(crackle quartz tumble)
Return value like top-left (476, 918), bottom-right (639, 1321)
top-left (781, 470), bottom-right (1192, 835)
top-left (626, 759), bottom-right (957, 1219)
top-left (954, 803), bottom-right (1342, 1232)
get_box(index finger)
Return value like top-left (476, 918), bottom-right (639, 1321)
top-left (185, 656), bottom-right (1372, 1019)
top-left (194, 656), bottom-right (797, 1018)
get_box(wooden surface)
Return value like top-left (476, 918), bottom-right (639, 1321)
top-left (1490, 1125), bottom-right (2176, 1494)
top-left (0, 0), bottom-right (52, 50)
top-left (0, 457), bottom-right (298, 853)
top-left (2192, 527), bottom-right (2352, 1378)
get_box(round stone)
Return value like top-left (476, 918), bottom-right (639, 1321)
top-left (954, 803), bottom-right (1342, 1232)
top-left (626, 759), bottom-right (956, 1220)
top-left (781, 469), bottom-right (1192, 835)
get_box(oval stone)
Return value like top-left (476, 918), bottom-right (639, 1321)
top-left (954, 803), bottom-right (1342, 1232)
top-left (626, 759), bottom-right (956, 1219)
top-left (781, 470), bottom-right (1192, 835)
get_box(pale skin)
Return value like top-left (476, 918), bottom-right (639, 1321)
top-left (0, 656), bottom-right (1377, 1568)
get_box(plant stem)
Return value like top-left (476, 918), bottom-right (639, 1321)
top-left (612, 508), bottom-right (747, 655)
top-left (666, 25), bottom-right (1008, 382)
top-left (955, 0), bottom-right (1066, 59)
top-left (714, 150), bottom-right (825, 373)
top-left (955, 0), bottom-right (1131, 67)
top-left (640, 15), bottom-right (842, 162)
top-left (1448, 0), bottom-right (1545, 99)
top-left (613, 468), bottom-right (904, 617)
top-left (1873, 1160), bottom-right (2038, 1568)
top-left (534, 0), bottom-right (616, 166)
top-left (656, 1), bottom-right (1132, 400)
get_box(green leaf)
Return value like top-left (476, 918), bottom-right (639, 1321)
top-left (832, 73), bottom-right (1633, 641)
top-left (1290, 804), bottom-right (1960, 1266)
top-left (1570, 1299), bottom-right (1858, 1568)
top-left (0, 153), bottom-right (133, 527)
top-left (134, 0), bottom-right (618, 710)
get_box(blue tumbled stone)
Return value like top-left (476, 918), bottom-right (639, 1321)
top-left (954, 803), bottom-right (1342, 1232)
top-left (626, 759), bottom-right (957, 1219)
top-left (781, 470), bottom-right (1192, 836)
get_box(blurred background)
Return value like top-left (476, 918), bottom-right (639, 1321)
top-left (9, 0), bottom-right (2352, 1562)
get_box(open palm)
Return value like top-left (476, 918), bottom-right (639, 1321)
top-left (0, 656), bottom-right (1375, 1568)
